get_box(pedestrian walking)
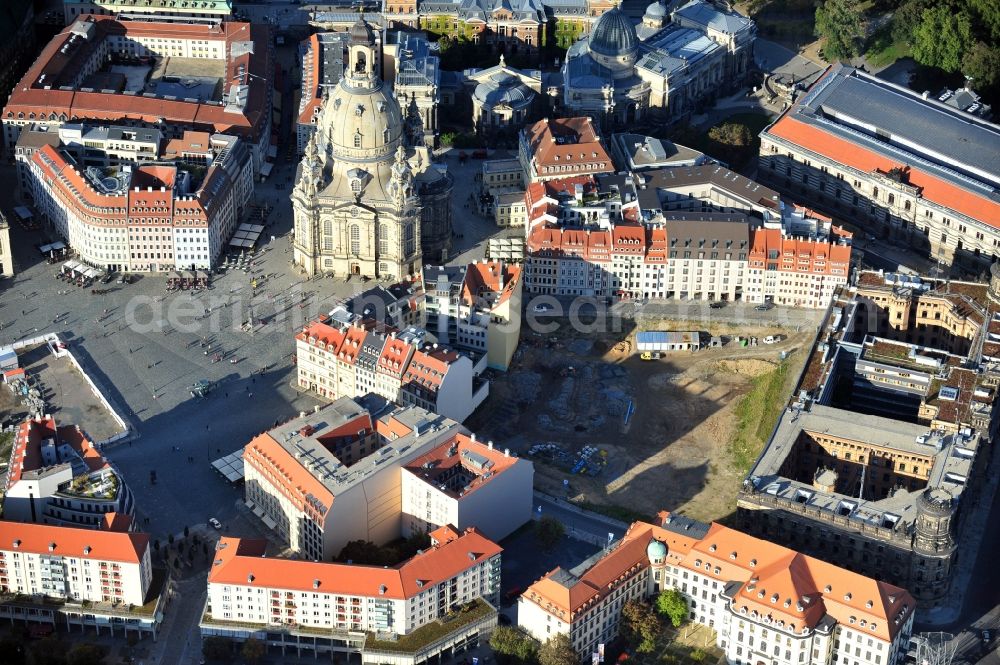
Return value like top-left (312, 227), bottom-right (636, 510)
top-left (249, 392), bottom-right (253, 398)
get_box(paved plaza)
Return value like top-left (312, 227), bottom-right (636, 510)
top-left (0, 143), bottom-right (508, 540)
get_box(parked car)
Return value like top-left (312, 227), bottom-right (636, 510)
top-left (209, 518), bottom-right (222, 530)
top-left (762, 335), bottom-right (778, 344)
top-left (754, 303), bottom-right (772, 311)
top-left (709, 301), bottom-right (726, 309)
top-left (532, 303), bottom-right (554, 313)
top-left (640, 351), bottom-right (662, 360)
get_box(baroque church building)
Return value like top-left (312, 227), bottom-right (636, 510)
top-left (293, 19), bottom-right (452, 279)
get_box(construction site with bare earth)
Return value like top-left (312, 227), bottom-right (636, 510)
top-left (466, 313), bottom-right (818, 525)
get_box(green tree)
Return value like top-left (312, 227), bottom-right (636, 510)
top-left (890, 0), bottom-right (934, 44)
top-left (968, 0), bottom-right (1000, 40)
top-left (538, 634), bottom-right (578, 665)
top-left (912, 6), bottom-right (972, 72)
top-left (202, 636), bottom-right (234, 662)
top-left (814, 0), bottom-right (864, 61)
top-left (337, 540), bottom-right (388, 565)
top-left (240, 638), bottom-right (266, 664)
top-left (654, 589), bottom-right (689, 628)
top-left (490, 626), bottom-right (538, 664)
top-left (66, 644), bottom-right (107, 665)
top-left (963, 42), bottom-right (1000, 88)
top-left (621, 600), bottom-right (661, 653)
top-left (534, 516), bottom-right (566, 551)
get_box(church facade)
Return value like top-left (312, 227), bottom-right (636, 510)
top-left (292, 19), bottom-right (452, 279)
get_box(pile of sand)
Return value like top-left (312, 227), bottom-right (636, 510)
top-left (715, 358), bottom-right (777, 377)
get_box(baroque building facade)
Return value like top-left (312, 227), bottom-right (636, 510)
top-left (292, 19), bottom-right (452, 278)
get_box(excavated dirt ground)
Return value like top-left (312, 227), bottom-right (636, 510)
top-left (469, 321), bottom-right (811, 523)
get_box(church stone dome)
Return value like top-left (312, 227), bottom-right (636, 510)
top-left (349, 17), bottom-right (376, 46)
top-left (322, 78), bottom-right (404, 162)
top-left (590, 6), bottom-right (639, 57)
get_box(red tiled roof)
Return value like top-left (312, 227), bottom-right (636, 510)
top-left (0, 520), bottom-right (148, 564)
top-left (209, 528), bottom-right (502, 598)
top-left (748, 228), bottom-right (852, 275)
top-left (522, 513), bottom-right (914, 642)
top-left (767, 116), bottom-right (1000, 228)
top-left (4, 17), bottom-right (271, 143)
top-left (403, 433), bottom-right (519, 497)
top-left (524, 118), bottom-right (613, 177)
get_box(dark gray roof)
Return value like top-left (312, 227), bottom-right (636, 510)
top-left (659, 513), bottom-right (711, 540)
top-left (805, 68), bottom-right (1000, 186)
top-left (638, 165), bottom-right (781, 211)
top-left (672, 0), bottom-right (753, 35)
top-left (663, 216), bottom-right (750, 252)
top-left (589, 6), bottom-right (638, 57)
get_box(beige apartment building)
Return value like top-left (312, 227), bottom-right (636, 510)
top-left (422, 261), bottom-right (523, 370)
top-left (295, 312), bottom-right (488, 423)
top-left (242, 395), bottom-right (467, 561)
top-left (400, 433), bottom-right (533, 542)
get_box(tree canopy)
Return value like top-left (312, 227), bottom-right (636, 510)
top-left (912, 5), bottom-right (972, 73)
top-left (534, 516), bottom-right (566, 551)
top-left (490, 626), bottom-right (539, 664)
top-left (621, 600), bottom-right (661, 653)
top-left (655, 589), bottom-right (689, 628)
top-left (814, 0), bottom-right (864, 61)
top-left (538, 633), bottom-right (579, 665)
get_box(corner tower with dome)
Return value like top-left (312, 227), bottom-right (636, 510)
top-left (292, 18), bottom-right (452, 279)
top-left (562, 4), bottom-right (650, 127)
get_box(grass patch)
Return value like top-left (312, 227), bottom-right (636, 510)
top-left (865, 26), bottom-right (911, 69)
top-left (572, 501), bottom-right (655, 525)
top-left (365, 599), bottom-right (494, 653)
top-left (728, 359), bottom-right (791, 474)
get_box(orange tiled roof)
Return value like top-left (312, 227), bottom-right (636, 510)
top-left (209, 528), bottom-right (502, 598)
top-left (767, 116), bottom-right (1000, 228)
top-left (0, 520), bottom-right (148, 564)
top-left (403, 433), bottom-right (519, 497)
top-left (524, 118), bottom-right (613, 176)
top-left (5, 17), bottom-right (270, 142)
top-left (522, 513), bottom-right (914, 642)
top-left (748, 228), bottom-right (852, 276)
top-left (461, 261), bottom-right (521, 309)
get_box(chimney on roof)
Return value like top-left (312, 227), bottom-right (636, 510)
top-left (84, 546), bottom-right (92, 555)
top-left (48, 542), bottom-right (56, 552)
top-left (313, 579), bottom-right (320, 589)
top-left (504, 448), bottom-right (509, 457)
top-left (488, 440), bottom-right (493, 450)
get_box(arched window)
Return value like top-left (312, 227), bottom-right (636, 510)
top-left (322, 220), bottom-right (333, 236)
top-left (350, 225), bottom-right (360, 255)
top-left (404, 223), bottom-right (415, 255)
